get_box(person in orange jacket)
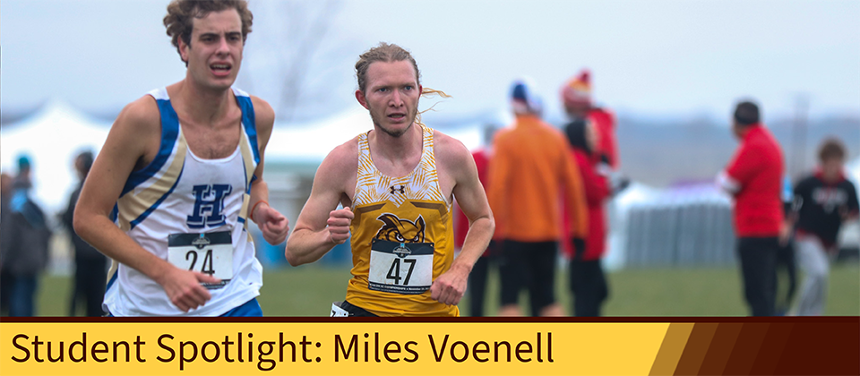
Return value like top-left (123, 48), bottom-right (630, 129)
top-left (487, 79), bottom-right (588, 317)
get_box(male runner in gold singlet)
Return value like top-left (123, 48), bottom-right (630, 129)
top-left (285, 43), bottom-right (494, 317)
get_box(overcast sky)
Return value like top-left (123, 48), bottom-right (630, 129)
top-left (2, 0), bottom-right (859, 124)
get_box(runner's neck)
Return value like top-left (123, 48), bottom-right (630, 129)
top-left (170, 81), bottom-right (236, 126)
top-left (369, 123), bottom-right (423, 163)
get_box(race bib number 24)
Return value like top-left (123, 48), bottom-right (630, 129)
top-left (168, 231), bottom-right (232, 289)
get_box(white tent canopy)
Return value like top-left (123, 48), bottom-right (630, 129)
top-left (1, 100), bottom-right (111, 214)
top-left (266, 108), bottom-right (372, 165)
top-left (605, 181), bottom-right (660, 270)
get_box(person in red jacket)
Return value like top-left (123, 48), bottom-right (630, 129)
top-left (453, 124), bottom-right (499, 317)
top-left (563, 119), bottom-right (611, 316)
top-left (561, 69), bottom-right (620, 170)
top-left (717, 100), bottom-right (785, 316)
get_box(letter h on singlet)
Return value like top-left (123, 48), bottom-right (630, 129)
top-left (187, 184), bottom-right (232, 229)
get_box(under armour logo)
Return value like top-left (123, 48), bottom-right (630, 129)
top-left (187, 184), bottom-right (232, 229)
top-left (389, 185), bottom-right (406, 194)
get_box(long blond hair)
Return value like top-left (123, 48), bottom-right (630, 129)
top-left (355, 43), bottom-right (451, 126)
top-left (416, 88), bottom-right (451, 127)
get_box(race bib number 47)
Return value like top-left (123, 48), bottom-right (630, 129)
top-left (368, 239), bottom-right (434, 294)
top-left (168, 231), bottom-right (232, 289)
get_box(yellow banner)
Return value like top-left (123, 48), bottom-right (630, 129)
top-left (0, 322), bottom-right (670, 376)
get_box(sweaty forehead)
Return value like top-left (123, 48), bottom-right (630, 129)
top-left (366, 60), bottom-right (418, 87)
top-left (191, 8), bottom-right (242, 35)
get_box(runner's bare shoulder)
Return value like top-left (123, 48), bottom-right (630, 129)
top-left (107, 95), bottom-right (163, 165)
top-left (321, 136), bottom-right (360, 175)
top-left (431, 130), bottom-right (473, 175)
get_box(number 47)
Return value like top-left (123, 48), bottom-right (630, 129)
top-left (386, 258), bottom-right (416, 285)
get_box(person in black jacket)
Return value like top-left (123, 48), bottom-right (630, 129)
top-left (63, 151), bottom-right (108, 316)
top-left (785, 138), bottom-right (859, 315)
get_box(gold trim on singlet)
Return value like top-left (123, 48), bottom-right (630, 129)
top-left (116, 132), bottom-right (188, 232)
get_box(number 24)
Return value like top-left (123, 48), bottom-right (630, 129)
top-left (186, 249), bottom-right (215, 276)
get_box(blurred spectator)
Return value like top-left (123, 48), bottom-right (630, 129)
top-left (716, 101), bottom-right (784, 316)
top-left (453, 124), bottom-right (499, 317)
top-left (487, 79), bottom-right (588, 317)
top-left (563, 119), bottom-right (611, 316)
top-left (0, 173), bottom-right (11, 220)
top-left (0, 155), bottom-right (52, 316)
top-left (561, 69), bottom-right (620, 170)
top-left (775, 175), bottom-right (797, 315)
top-left (62, 150), bottom-right (108, 316)
top-left (0, 173), bottom-right (13, 312)
top-left (786, 138), bottom-right (859, 315)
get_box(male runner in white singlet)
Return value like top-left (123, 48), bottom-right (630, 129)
top-left (74, 0), bottom-right (288, 316)
top-left (285, 43), bottom-right (495, 317)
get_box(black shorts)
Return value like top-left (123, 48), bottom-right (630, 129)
top-left (339, 300), bottom-right (379, 317)
top-left (498, 240), bottom-right (558, 313)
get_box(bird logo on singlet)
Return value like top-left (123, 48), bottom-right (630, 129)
top-left (374, 213), bottom-right (426, 251)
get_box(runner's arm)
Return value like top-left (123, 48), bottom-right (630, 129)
top-left (285, 141), bottom-right (356, 266)
top-left (431, 134), bottom-right (495, 305)
top-left (248, 97), bottom-right (289, 245)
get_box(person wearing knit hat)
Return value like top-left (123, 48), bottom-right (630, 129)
top-left (510, 78), bottom-right (542, 116)
top-left (560, 69), bottom-right (620, 171)
top-left (488, 78), bottom-right (589, 317)
top-left (559, 70), bottom-right (625, 316)
top-left (561, 70), bottom-right (593, 112)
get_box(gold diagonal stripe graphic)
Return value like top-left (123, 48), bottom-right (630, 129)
top-left (649, 323), bottom-right (694, 376)
top-left (674, 322), bottom-right (719, 376)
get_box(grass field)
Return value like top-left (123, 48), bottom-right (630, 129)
top-left (37, 262), bottom-right (860, 317)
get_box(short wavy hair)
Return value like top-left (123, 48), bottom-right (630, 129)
top-left (818, 138), bottom-right (846, 162)
top-left (163, 0), bottom-right (253, 63)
